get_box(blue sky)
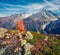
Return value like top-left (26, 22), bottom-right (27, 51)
top-left (0, 0), bottom-right (60, 17)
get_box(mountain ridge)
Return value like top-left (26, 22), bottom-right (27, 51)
top-left (0, 9), bottom-right (60, 34)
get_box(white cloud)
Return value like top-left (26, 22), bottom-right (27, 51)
top-left (25, 4), bottom-right (45, 9)
top-left (0, 3), bottom-right (46, 14)
top-left (0, 3), bottom-right (46, 10)
top-left (0, 2), bottom-right (59, 12)
top-left (4, 8), bottom-right (24, 11)
top-left (4, 12), bottom-right (21, 14)
top-left (0, 4), bottom-right (21, 7)
top-left (43, 0), bottom-right (59, 9)
top-left (0, 13), bottom-right (10, 17)
top-left (0, 1), bottom-right (60, 17)
top-left (52, 0), bottom-right (60, 3)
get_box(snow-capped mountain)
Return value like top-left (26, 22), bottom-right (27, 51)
top-left (20, 12), bottom-right (32, 18)
top-left (0, 9), bottom-right (59, 34)
top-left (23, 9), bottom-right (59, 33)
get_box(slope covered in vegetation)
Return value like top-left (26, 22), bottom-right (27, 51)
top-left (26, 31), bottom-right (60, 55)
top-left (0, 28), bottom-right (60, 55)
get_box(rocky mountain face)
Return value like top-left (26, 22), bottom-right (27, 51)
top-left (0, 9), bottom-right (59, 34)
top-left (45, 18), bottom-right (60, 34)
top-left (0, 12), bottom-right (31, 29)
top-left (0, 14), bottom-right (20, 29)
top-left (23, 9), bottom-right (59, 34)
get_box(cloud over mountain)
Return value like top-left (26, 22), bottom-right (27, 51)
top-left (0, 0), bottom-right (60, 17)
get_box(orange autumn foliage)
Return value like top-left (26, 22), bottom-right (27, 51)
top-left (16, 19), bottom-right (26, 34)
